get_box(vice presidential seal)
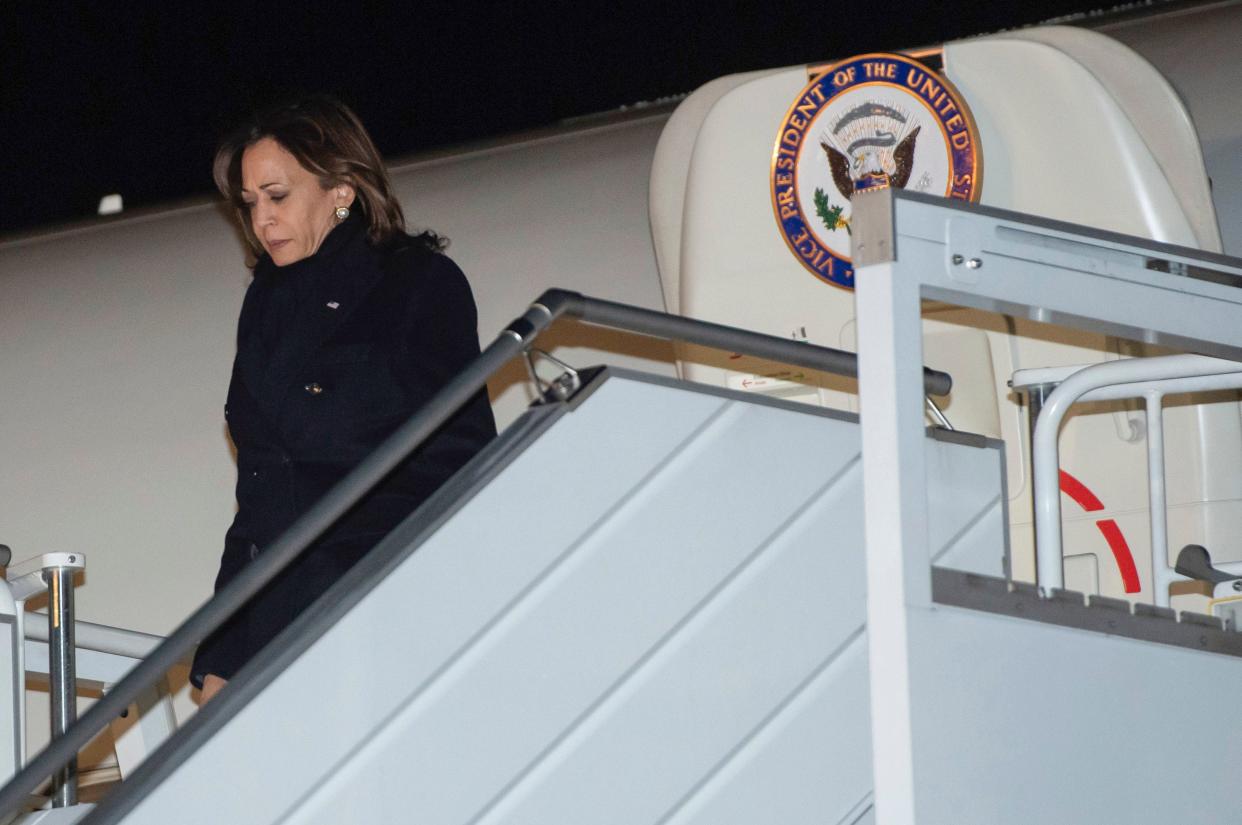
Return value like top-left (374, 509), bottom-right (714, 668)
top-left (771, 53), bottom-right (982, 288)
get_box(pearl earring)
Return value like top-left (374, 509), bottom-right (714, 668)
top-left (334, 205), bottom-right (350, 221)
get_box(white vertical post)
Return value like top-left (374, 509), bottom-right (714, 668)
top-left (1032, 406), bottom-right (1068, 593)
top-left (855, 258), bottom-right (931, 825)
top-left (1145, 391), bottom-right (1173, 606)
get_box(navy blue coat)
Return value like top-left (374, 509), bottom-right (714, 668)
top-left (191, 216), bottom-right (496, 687)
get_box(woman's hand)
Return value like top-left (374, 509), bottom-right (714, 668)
top-left (200, 674), bottom-right (228, 704)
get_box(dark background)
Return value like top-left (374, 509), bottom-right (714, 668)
top-left (2, 1), bottom-right (1150, 235)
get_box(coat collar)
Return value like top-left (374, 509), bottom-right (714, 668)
top-left (237, 215), bottom-right (391, 426)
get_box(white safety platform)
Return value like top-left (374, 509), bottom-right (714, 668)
top-left (851, 188), bottom-right (1242, 824)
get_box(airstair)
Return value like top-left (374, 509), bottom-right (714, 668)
top-left (3, 193), bottom-right (1242, 824)
top-left (86, 367), bottom-right (1005, 825)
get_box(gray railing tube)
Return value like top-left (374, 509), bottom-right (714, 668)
top-left (0, 288), bottom-right (951, 817)
top-left (25, 618), bottom-right (163, 661)
top-left (552, 290), bottom-right (953, 396)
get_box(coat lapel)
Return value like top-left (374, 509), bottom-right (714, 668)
top-left (234, 221), bottom-right (391, 438)
top-left (266, 238), bottom-right (389, 419)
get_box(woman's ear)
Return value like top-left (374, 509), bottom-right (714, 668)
top-left (335, 182), bottom-right (357, 208)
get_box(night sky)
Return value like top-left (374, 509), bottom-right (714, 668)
top-left (3, 1), bottom-right (1155, 236)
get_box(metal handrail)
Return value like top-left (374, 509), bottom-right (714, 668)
top-left (559, 292), bottom-right (953, 396)
top-left (25, 618), bottom-right (164, 661)
top-left (1018, 354), bottom-right (1242, 595)
top-left (0, 288), bottom-right (953, 816)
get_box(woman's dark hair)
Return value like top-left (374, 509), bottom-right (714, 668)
top-left (213, 95), bottom-right (444, 261)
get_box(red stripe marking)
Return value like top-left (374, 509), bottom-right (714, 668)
top-left (1059, 469), bottom-right (1104, 512)
top-left (1059, 469), bottom-right (1141, 594)
top-left (1095, 519), bottom-right (1142, 593)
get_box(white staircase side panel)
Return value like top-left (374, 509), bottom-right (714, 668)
top-left (98, 371), bottom-right (1006, 825)
top-left (318, 449), bottom-right (870, 825)
top-left (906, 599), bottom-right (1242, 824)
top-left (661, 642), bottom-right (873, 825)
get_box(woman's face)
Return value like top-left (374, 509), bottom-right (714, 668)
top-left (240, 138), bottom-right (355, 266)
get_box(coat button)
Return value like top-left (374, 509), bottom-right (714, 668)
top-left (304, 382), bottom-right (323, 395)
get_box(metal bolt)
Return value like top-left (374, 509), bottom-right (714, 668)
top-left (966, 258), bottom-right (983, 269)
top-left (1232, 580), bottom-right (1242, 592)
top-left (951, 254), bottom-right (964, 265)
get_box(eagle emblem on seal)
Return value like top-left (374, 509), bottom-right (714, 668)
top-left (821, 103), bottom-right (921, 198)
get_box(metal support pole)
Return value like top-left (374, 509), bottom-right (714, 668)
top-left (5, 551), bottom-right (87, 786)
top-left (1027, 355), bottom-right (1242, 594)
top-left (1145, 391), bottom-right (1172, 607)
top-left (1024, 382), bottom-right (1052, 567)
top-left (1025, 383), bottom-right (1049, 445)
top-left (46, 566), bottom-right (76, 808)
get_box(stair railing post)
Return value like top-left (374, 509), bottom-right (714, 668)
top-left (45, 560), bottom-right (78, 808)
top-left (20, 554), bottom-right (85, 810)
